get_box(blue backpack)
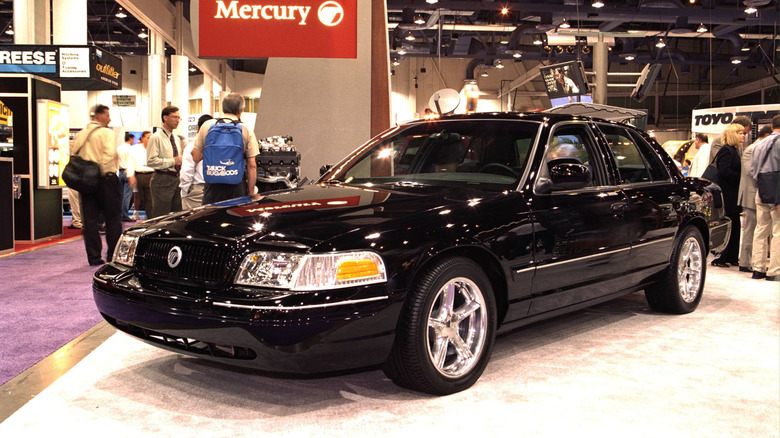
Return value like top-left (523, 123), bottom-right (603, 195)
top-left (203, 118), bottom-right (245, 185)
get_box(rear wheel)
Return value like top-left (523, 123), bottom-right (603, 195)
top-left (383, 257), bottom-right (496, 395)
top-left (645, 226), bottom-right (705, 314)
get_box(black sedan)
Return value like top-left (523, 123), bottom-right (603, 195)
top-left (93, 113), bottom-right (730, 395)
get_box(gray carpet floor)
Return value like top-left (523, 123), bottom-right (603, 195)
top-left (0, 264), bottom-right (777, 437)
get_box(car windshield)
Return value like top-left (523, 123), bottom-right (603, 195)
top-left (324, 119), bottom-right (541, 191)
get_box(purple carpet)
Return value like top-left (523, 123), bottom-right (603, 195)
top-left (0, 237), bottom-right (105, 385)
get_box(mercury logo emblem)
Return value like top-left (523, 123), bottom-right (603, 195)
top-left (167, 246), bottom-right (183, 268)
top-left (318, 1), bottom-right (344, 26)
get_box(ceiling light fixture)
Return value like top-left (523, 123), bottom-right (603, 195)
top-left (741, 45), bottom-right (750, 52)
top-left (405, 31), bottom-right (415, 41)
top-left (397, 48), bottom-right (407, 55)
top-left (138, 29), bottom-right (148, 39)
top-left (425, 0), bottom-right (438, 4)
top-left (744, 5), bottom-right (758, 13)
top-left (115, 7), bottom-right (127, 19)
top-left (501, 7), bottom-right (509, 15)
top-left (5, 25), bottom-right (13, 35)
top-left (592, 0), bottom-right (605, 8)
top-left (495, 60), bottom-right (504, 69)
top-left (560, 19), bottom-right (571, 29)
top-left (480, 70), bottom-right (489, 77)
top-left (533, 35), bottom-right (544, 45)
top-left (731, 57), bottom-right (742, 64)
top-left (414, 15), bottom-right (425, 25)
top-left (512, 51), bottom-right (522, 58)
top-left (697, 23), bottom-right (707, 33)
top-left (655, 38), bottom-right (666, 48)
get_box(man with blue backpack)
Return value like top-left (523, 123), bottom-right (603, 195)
top-left (193, 92), bottom-right (259, 205)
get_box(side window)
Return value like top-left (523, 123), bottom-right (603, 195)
top-left (542, 125), bottom-right (597, 187)
top-left (630, 131), bottom-right (670, 181)
top-left (599, 125), bottom-right (667, 183)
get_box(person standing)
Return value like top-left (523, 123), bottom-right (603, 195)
top-left (750, 115), bottom-right (780, 281)
top-left (738, 125), bottom-right (772, 272)
top-left (116, 132), bottom-right (136, 221)
top-left (147, 106), bottom-right (183, 218)
top-left (67, 187), bottom-right (82, 229)
top-left (193, 93), bottom-right (259, 205)
top-left (709, 116), bottom-right (752, 162)
top-left (180, 115), bottom-right (212, 209)
top-left (130, 131), bottom-right (154, 220)
top-left (687, 133), bottom-right (710, 178)
top-left (70, 104), bottom-right (121, 266)
top-left (710, 123), bottom-right (746, 268)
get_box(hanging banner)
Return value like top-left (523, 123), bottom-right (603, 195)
top-left (0, 45), bottom-right (122, 90)
top-left (198, 0), bottom-right (357, 59)
top-left (692, 104), bottom-right (779, 136)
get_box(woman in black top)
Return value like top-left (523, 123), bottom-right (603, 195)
top-left (711, 123), bottom-right (746, 267)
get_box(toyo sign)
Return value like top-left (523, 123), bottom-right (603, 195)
top-left (692, 104), bottom-right (779, 135)
top-left (199, 0), bottom-right (356, 59)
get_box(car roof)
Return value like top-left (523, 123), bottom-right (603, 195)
top-left (414, 112), bottom-right (634, 130)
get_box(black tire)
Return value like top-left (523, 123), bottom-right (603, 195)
top-left (645, 226), bottom-right (706, 314)
top-left (383, 257), bottom-right (497, 395)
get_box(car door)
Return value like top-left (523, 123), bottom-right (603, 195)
top-left (527, 122), bottom-right (634, 316)
top-left (595, 124), bottom-right (681, 284)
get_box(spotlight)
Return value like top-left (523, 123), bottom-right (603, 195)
top-left (560, 19), bottom-right (571, 29)
top-left (115, 7), bottom-right (127, 19)
top-left (592, 0), bottom-right (605, 8)
top-left (697, 23), bottom-right (707, 33)
top-left (655, 38), bottom-right (666, 48)
top-left (501, 7), bottom-right (509, 15)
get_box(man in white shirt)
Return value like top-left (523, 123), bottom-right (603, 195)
top-left (116, 133), bottom-right (136, 221)
top-left (688, 133), bottom-right (710, 178)
top-left (130, 131), bottom-right (154, 220)
top-left (180, 115), bottom-right (211, 209)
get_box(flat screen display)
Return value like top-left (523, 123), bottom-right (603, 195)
top-left (540, 61), bottom-right (590, 102)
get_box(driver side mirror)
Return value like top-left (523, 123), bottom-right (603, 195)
top-left (536, 158), bottom-right (591, 193)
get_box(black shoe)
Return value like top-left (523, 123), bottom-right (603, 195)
top-left (767, 276), bottom-right (778, 282)
top-left (752, 271), bottom-right (767, 279)
top-left (88, 259), bottom-right (106, 266)
top-left (121, 217), bottom-right (134, 222)
top-left (67, 224), bottom-right (81, 230)
top-left (711, 259), bottom-right (730, 268)
top-left (739, 266), bottom-right (752, 272)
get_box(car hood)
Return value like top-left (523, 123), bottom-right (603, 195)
top-left (138, 183), bottom-right (502, 250)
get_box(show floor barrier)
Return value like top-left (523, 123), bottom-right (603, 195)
top-left (0, 255), bottom-right (777, 436)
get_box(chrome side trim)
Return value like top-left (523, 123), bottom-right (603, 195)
top-left (632, 236), bottom-right (675, 249)
top-left (213, 295), bottom-right (389, 311)
top-left (536, 246), bottom-right (631, 270)
top-left (515, 266), bottom-right (536, 274)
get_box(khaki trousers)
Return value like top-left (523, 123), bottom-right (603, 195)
top-left (752, 195), bottom-right (779, 277)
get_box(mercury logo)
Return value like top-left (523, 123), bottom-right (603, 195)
top-left (167, 246), bottom-right (183, 268)
top-left (213, 1), bottom-right (347, 26)
top-left (318, 1), bottom-right (344, 26)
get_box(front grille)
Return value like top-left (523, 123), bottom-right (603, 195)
top-left (135, 239), bottom-right (233, 284)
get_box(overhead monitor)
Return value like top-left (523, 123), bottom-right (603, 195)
top-left (540, 61), bottom-right (591, 104)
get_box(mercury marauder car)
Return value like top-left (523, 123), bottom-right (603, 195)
top-left (93, 112), bottom-right (730, 395)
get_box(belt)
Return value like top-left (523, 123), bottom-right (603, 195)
top-left (155, 169), bottom-right (179, 176)
top-left (135, 171), bottom-right (153, 174)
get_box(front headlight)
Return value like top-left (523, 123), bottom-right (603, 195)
top-left (113, 232), bottom-right (141, 266)
top-left (235, 251), bottom-right (387, 291)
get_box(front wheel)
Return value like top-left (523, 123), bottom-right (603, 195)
top-left (645, 226), bottom-right (706, 314)
top-left (383, 257), bottom-right (496, 395)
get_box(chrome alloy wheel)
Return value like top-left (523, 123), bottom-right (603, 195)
top-left (425, 277), bottom-right (488, 378)
top-left (677, 236), bottom-right (703, 303)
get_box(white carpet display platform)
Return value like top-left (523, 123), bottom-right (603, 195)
top-left (1, 266), bottom-right (778, 437)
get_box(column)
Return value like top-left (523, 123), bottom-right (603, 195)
top-left (202, 74), bottom-right (214, 116)
top-left (13, 0), bottom-right (49, 45)
top-left (170, 55), bottom-right (189, 138)
top-left (592, 35), bottom-right (609, 105)
top-left (51, 0), bottom-right (87, 128)
top-left (147, 29), bottom-right (166, 127)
